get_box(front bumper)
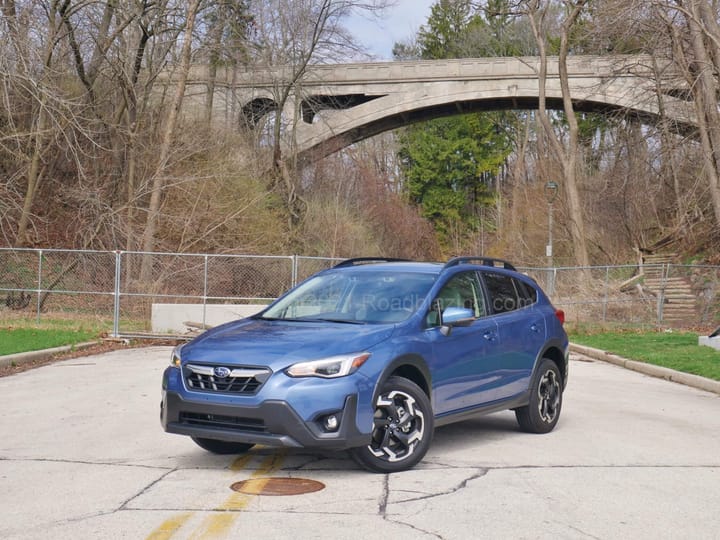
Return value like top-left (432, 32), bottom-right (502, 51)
top-left (161, 390), bottom-right (369, 450)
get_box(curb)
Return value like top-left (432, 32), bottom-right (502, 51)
top-left (0, 341), bottom-right (101, 369)
top-left (570, 343), bottom-right (720, 396)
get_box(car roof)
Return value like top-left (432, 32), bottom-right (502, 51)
top-left (330, 258), bottom-right (523, 277)
top-left (331, 261), bottom-right (443, 274)
top-left (325, 259), bottom-right (542, 293)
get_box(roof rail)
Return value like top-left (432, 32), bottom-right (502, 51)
top-left (333, 257), bottom-right (412, 268)
top-left (443, 256), bottom-right (517, 271)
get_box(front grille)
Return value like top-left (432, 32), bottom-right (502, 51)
top-left (179, 412), bottom-right (267, 432)
top-left (184, 364), bottom-right (271, 395)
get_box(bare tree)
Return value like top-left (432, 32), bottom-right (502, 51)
top-left (247, 0), bottom-right (393, 229)
top-left (524, 0), bottom-right (590, 268)
top-left (682, 0), bottom-right (720, 227)
top-left (138, 0), bottom-right (203, 280)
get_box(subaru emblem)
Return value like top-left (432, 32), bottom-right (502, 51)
top-left (213, 366), bottom-right (231, 378)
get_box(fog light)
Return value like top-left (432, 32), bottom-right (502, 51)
top-left (323, 414), bottom-right (339, 431)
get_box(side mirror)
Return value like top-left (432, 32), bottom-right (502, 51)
top-left (440, 307), bottom-right (475, 336)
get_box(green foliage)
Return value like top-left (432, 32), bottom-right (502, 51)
top-left (400, 0), bottom-right (522, 251)
top-left (418, 0), bottom-right (534, 59)
top-left (399, 113), bottom-right (510, 248)
top-left (418, 0), bottom-right (475, 59)
top-left (570, 331), bottom-right (720, 381)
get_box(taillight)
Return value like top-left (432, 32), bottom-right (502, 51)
top-left (555, 309), bottom-right (565, 325)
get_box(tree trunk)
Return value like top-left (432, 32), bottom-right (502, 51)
top-left (205, 9), bottom-right (225, 125)
top-left (557, 0), bottom-right (590, 268)
top-left (685, 0), bottom-right (720, 227)
top-left (139, 0), bottom-right (202, 281)
top-left (15, 112), bottom-right (47, 246)
top-left (527, 0), bottom-right (590, 268)
top-left (15, 2), bottom-right (61, 246)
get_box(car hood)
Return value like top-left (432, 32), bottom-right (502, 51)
top-left (181, 318), bottom-right (395, 370)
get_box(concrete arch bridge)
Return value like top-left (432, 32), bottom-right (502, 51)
top-left (185, 55), bottom-right (695, 163)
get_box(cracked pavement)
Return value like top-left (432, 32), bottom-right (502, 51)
top-left (0, 346), bottom-right (718, 539)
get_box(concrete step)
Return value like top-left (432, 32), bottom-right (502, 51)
top-left (645, 288), bottom-right (686, 292)
top-left (639, 261), bottom-right (699, 323)
top-left (647, 290), bottom-right (696, 297)
top-left (643, 252), bottom-right (677, 260)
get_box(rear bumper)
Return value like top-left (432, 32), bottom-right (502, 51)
top-left (161, 390), bottom-right (369, 450)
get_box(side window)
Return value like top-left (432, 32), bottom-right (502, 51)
top-left (484, 272), bottom-right (520, 314)
top-left (427, 272), bottom-right (486, 326)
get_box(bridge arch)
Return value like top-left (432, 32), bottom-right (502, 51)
top-left (219, 55), bottom-right (695, 162)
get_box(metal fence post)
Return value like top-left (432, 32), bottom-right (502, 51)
top-left (291, 255), bottom-right (298, 287)
top-left (602, 266), bottom-right (610, 322)
top-left (36, 249), bottom-right (43, 324)
top-left (202, 254), bottom-right (209, 328)
top-left (113, 251), bottom-right (122, 337)
top-left (656, 263), bottom-right (667, 325)
top-left (547, 267), bottom-right (557, 297)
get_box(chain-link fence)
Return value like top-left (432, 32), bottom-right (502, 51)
top-left (0, 249), bottom-right (342, 337)
top-left (1, 248), bottom-right (717, 337)
top-left (519, 263), bottom-right (720, 327)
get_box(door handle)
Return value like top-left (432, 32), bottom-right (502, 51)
top-left (530, 324), bottom-right (540, 333)
top-left (483, 331), bottom-right (496, 341)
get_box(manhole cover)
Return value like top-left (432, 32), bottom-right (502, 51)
top-left (230, 477), bottom-right (325, 496)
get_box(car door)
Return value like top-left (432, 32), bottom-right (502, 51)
top-left (426, 271), bottom-right (503, 415)
top-left (481, 272), bottom-right (546, 400)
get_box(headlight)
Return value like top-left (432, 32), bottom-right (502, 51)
top-left (170, 344), bottom-right (184, 367)
top-left (286, 352), bottom-right (370, 378)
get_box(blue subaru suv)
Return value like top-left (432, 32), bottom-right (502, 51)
top-left (161, 257), bottom-right (569, 472)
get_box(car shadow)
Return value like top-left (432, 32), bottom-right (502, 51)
top-left (174, 410), bottom-right (525, 472)
top-left (429, 410), bottom-right (525, 454)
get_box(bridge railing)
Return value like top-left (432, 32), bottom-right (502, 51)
top-left (1, 248), bottom-right (717, 338)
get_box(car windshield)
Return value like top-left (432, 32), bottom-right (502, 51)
top-left (260, 270), bottom-right (437, 324)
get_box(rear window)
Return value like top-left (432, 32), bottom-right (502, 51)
top-left (483, 273), bottom-right (536, 314)
top-left (515, 279), bottom-right (538, 304)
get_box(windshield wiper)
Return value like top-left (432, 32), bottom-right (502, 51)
top-left (297, 317), bottom-right (367, 325)
top-left (256, 316), bottom-right (309, 322)
top-left (256, 316), bottom-right (365, 324)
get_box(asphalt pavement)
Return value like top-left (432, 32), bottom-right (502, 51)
top-left (0, 346), bottom-right (718, 539)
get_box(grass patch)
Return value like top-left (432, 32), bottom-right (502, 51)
top-left (570, 331), bottom-right (720, 381)
top-left (0, 327), bottom-right (98, 356)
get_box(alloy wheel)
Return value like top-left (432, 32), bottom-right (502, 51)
top-left (367, 389), bottom-right (425, 463)
top-left (537, 369), bottom-right (560, 423)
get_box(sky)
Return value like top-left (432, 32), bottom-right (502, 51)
top-left (344, 0), bottom-right (436, 60)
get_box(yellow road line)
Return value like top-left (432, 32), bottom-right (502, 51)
top-left (218, 453), bottom-right (286, 510)
top-left (188, 513), bottom-right (235, 540)
top-left (145, 451), bottom-right (286, 540)
top-left (145, 512), bottom-right (193, 540)
top-left (229, 454), bottom-right (254, 472)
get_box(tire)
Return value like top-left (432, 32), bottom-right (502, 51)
top-left (351, 376), bottom-right (433, 473)
top-left (191, 437), bottom-right (254, 455)
top-left (515, 358), bottom-right (563, 434)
